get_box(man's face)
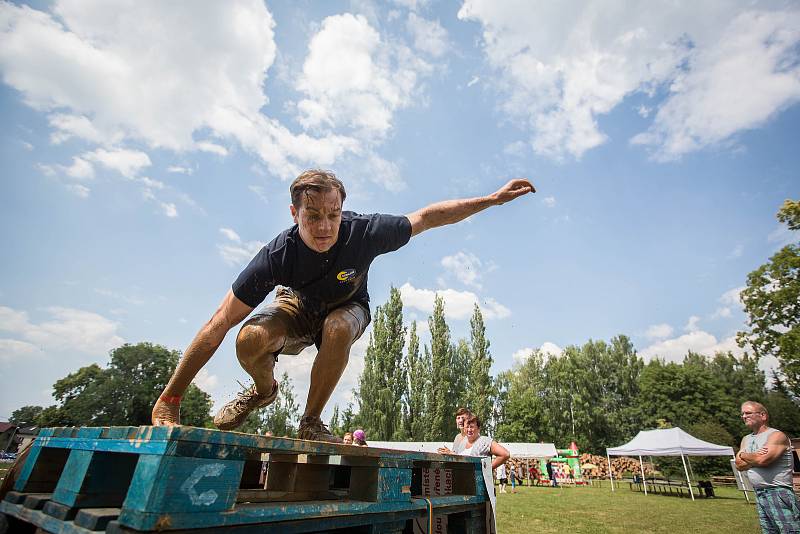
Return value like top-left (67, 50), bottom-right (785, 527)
top-left (291, 188), bottom-right (342, 253)
top-left (741, 404), bottom-right (767, 431)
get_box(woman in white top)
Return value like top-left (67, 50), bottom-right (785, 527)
top-left (441, 414), bottom-right (510, 469)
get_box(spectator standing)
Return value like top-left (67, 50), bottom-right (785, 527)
top-left (735, 400), bottom-right (799, 533)
top-left (496, 462), bottom-right (508, 494)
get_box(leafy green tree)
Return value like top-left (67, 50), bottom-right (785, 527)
top-left (494, 351), bottom-right (548, 442)
top-left (260, 372), bottom-right (300, 437)
top-left (405, 321), bottom-right (428, 440)
top-left (18, 342), bottom-right (213, 428)
top-left (762, 375), bottom-right (800, 437)
top-left (356, 287), bottom-right (406, 440)
top-left (464, 304), bottom-right (495, 431)
top-left (632, 356), bottom-right (733, 433)
top-left (424, 295), bottom-right (455, 441)
top-left (738, 199), bottom-right (800, 400)
top-left (9, 405), bottom-right (44, 426)
top-left (685, 421), bottom-right (736, 477)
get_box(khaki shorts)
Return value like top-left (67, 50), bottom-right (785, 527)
top-left (242, 287), bottom-right (370, 356)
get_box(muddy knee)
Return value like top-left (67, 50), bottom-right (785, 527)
top-left (236, 323), bottom-right (284, 368)
top-left (321, 312), bottom-right (360, 349)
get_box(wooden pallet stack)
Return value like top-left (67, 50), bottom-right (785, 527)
top-left (1, 426), bottom-right (491, 533)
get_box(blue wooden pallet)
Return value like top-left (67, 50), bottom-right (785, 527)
top-left (1, 426), bottom-right (489, 533)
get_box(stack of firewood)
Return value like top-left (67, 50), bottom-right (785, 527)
top-left (578, 453), bottom-right (657, 479)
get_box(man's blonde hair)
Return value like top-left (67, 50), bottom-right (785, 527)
top-left (290, 169), bottom-right (346, 208)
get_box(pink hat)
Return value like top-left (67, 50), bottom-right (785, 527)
top-left (353, 429), bottom-right (366, 441)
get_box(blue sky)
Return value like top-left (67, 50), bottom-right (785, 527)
top-left (1, 0), bottom-right (798, 423)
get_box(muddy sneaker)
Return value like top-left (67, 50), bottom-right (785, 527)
top-left (213, 380), bottom-right (278, 431)
top-left (297, 416), bottom-right (343, 443)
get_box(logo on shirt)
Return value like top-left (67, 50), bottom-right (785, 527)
top-left (336, 268), bottom-right (357, 282)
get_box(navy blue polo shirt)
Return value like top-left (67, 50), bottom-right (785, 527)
top-left (232, 211), bottom-right (412, 311)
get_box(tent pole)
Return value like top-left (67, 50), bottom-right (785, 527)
top-left (680, 453), bottom-right (694, 501)
top-left (606, 449), bottom-right (614, 492)
top-left (732, 454), bottom-right (750, 503)
top-left (638, 455), bottom-right (648, 495)
top-left (687, 455), bottom-right (695, 480)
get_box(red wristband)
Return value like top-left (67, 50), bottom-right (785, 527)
top-left (159, 395), bottom-right (182, 405)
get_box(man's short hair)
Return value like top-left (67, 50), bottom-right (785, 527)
top-left (465, 413), bottom-right (481, 429)
top-left (455, 407), bottom-right (471, 417)
top-left (290, 169), bottom-right (346, 208)
top-left (742, 400), bottom-right (769, 418)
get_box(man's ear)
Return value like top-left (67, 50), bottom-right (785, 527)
top-left (290, 204), bottom-right (298, 224)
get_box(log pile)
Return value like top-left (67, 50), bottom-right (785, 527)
top-left (579, 453), bottom-right (657, 479)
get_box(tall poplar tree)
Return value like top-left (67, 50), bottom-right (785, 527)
top-left (465, 303), bottom-right (495, 432)
top-left (425, 295), bottom-right (455, 440)
top-left (356, 287), bottom-right (407, 440)
top-left (405, 321), bottom-right (428, 440)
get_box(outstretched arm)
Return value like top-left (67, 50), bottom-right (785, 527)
top-left (152, 289), bottom-right (254, 425)
top-left (406, 178), bottom-right (535, 237)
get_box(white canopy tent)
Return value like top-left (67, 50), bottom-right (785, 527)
top-left (606, 427), bottom-right (735, 501)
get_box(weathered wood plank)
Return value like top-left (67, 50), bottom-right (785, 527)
top-left (73, 507), bottom-right (121, 531)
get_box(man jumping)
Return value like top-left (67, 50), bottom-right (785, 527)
top-left (152, 170), bottom-right (534, 441)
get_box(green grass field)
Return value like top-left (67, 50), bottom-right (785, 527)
top-left (494, 483), bottom-right (761, 533)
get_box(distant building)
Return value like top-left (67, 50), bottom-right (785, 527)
top-left (0, 422), bottom-right (39, 454)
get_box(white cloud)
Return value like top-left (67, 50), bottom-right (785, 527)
top-left (685, 315), bottom-right (701, 332)
top-left (729, 243), bottom-right (744, 259)
top-left (398, 282), bottom-right (510, 320)
top-left (362, 154), bottom-right (407, 192)
top-left (720, 286), bottom-right (745, 307)
top-left (467, 76), bottom-right (480, 88)
top-left (219, 228), bottom-right (241, 242)
top-left (512, 347), bottom-right (535, 365)
top-left (640, 329), bottom-right (742, 363)
top-left (512, 342), bottom-right (562, 366)
top-left (631, 10), bottom-right (800, 160)
top-left (217, 228), bottom-right (265, 266)
top-left (407, 13), bottom-right (449, 57)
top-left (0, 338), bottom-right (40, 361)
top-left (160, 202), bottom-right (178, 218)
top-left (195, 141), bottom-right (229, 156)
top-left (457, 1), bottom-right (800, 160)
top-left (768, 224), bottom-right (796, 248)
top-left (440, 251), bottom-right (490, 289)
top-left (645, 323), bottom-right (674, 340)
top-left (0, 304), bottom-right (124, 357)
top-left (192, 368), bottom-right (219, 392)
top-left (64, 156), bottom-right (94, 180)
top-left (66, 183), bottom-right (90, 198)
top-left (85, 148), bottom-right (151, 179)
top-left (296, 13), bottom-right (427, 138)
top-left (0, 1), bottom-right (361, 180)
top-left (542, 196), bottom-right (556, 208)
top-left (540, 342), bottom-right (562, 358)
top-left (248, 185), bottom-right (269, 205)
top-left (167, 165), bottom-right (193, 175)
top-left (712, 286), bottom-right (745, 319)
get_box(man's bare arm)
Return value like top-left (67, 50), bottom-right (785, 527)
top-left (152, 289), bottom-right (254, 425)
top-left (737, 431), bottom-right (790, 468)
top-left (406, 178), bottom-right (535, 237)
